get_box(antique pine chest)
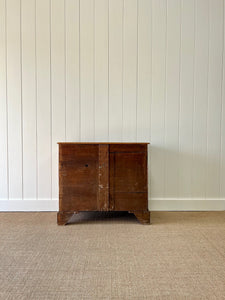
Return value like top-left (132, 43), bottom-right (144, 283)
top-left (57, 143), bottom-right (150, 225)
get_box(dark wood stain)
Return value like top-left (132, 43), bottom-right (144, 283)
top-left (57, 143), bottom-right (150, 225)
top-left (98, 144), bottom-right (109, 211)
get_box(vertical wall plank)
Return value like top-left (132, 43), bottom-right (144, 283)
top-left (51, 0), bottom-right (66, 199)
top-left (0, 0), bottom-right (8, 199)
top-left (95, 0), bottom-right (109, 141)
top-left (137, 0), bottom-right (151, 143)
top-left (151, 0), bottom-right (167, 199)
top-left (206, 0), bottom-right (223, 198)
top-left (65, 0), bottom-right (80, 141)
top-left (221, 0), bottom-right (225, 201)
top-left (6, 0), bottom-right (23, 199)
top-left (164, 0), bottom-right (181, 198)
top-left (178, 0), bottom-right (195, 199)
top-left (122, 0), bottom-right (138, 141)
top-left (80, 0), bottom-right (94, 141)
top-left (21, 0), bottom-right (37, 199)
top-left (192, 0), bottom-right (209, 198)
top-left (36, 0), bottom-right (51, 199)
top-left (108, 0), bottom-right (123, 141)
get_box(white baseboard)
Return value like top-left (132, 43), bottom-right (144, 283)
top-left (0, 199), bottom-right (224, 212)
top-left (0, 200), bottom-right (58, 211)
top-left (149, 199), bottom-right (225, 211)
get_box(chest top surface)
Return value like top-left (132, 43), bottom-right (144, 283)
top-left (58, 142), bottom-right (149, 144)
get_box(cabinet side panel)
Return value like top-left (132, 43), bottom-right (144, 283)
top-left (59, 144), bottom-right (99, 211)
top-left (59, 144), bottom-right (63, 210)
top-left (109, 152), bottom-right (115, 210)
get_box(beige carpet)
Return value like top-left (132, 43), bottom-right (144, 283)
top-left (0, 211), bottom-right (225, 300)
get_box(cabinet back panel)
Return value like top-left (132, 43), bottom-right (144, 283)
top-left (112, 152), bottom-right (147, 192)
top-left (109, 144), bottom-right (147, 153)
top-left (113, 192), bottom-right (147, 211)
top-left (59, 144), bottom-right (99, 211)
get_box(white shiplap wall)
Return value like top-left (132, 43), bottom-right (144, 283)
top-left (0, 0), bottom-right (225, 211)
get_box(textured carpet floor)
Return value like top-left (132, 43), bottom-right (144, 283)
top-left (0, 211), bottom-right (225, 300)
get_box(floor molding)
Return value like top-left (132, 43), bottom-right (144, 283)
top-left (0, 200), bottom-right (58, 211)
top-left (0, 199), bottom-right (224, 211)
top-left (149, 199), bottom-right (225, 211)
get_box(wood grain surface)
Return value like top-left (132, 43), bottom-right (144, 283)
top-left (58, 143), bottom-right (150, 225)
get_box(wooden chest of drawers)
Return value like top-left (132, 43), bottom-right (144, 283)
top-left (57, 143), bottom-right (150, 225)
